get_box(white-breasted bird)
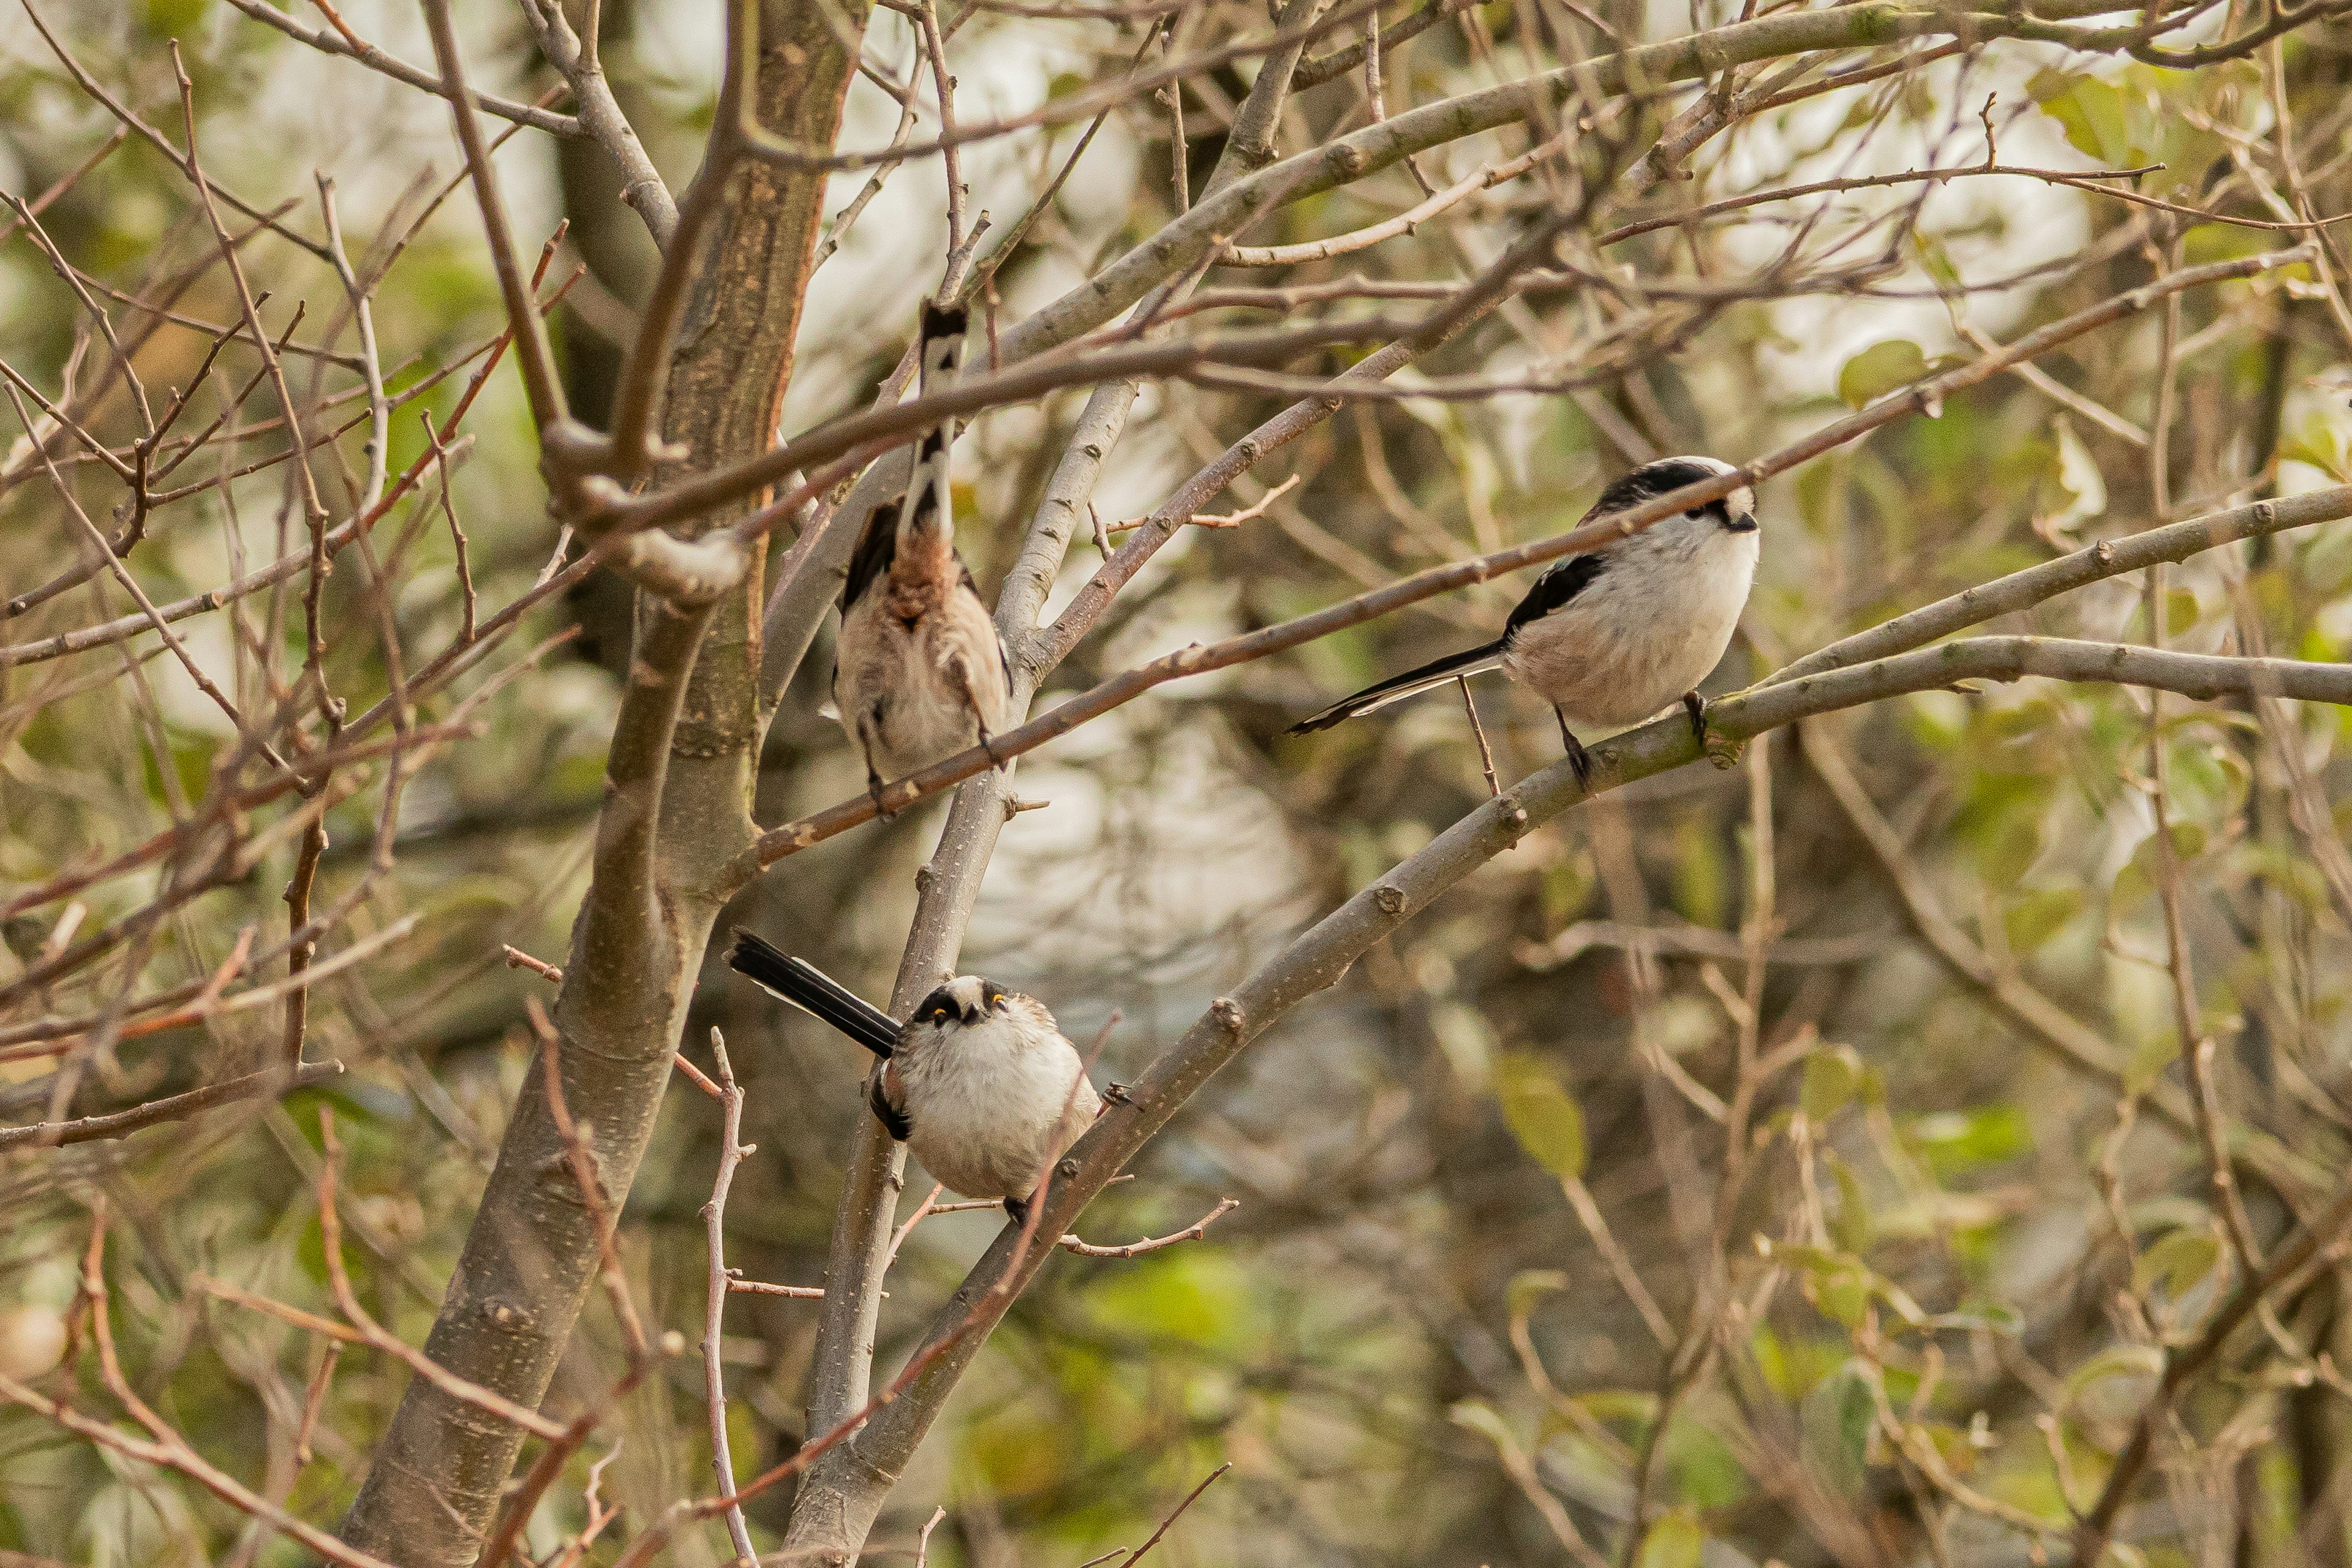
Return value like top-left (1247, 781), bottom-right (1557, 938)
top-left (1287, 455), bottom-right (1759, 780)
top-left (726, 930), bottom-right (1101, 1221)
top-left (832, 301), bottom-right (1014, 813)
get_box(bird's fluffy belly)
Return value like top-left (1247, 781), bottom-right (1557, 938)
top-left (834, 593), bottom-right (1011, 778)
top-left (897, 1019), bottom-right (1097, 1200)
top-left (1502, 525), bottom-right (1756, 728)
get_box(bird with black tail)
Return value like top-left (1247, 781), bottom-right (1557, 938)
top-left (832, 300), bottom-right (1015, 817)
top-left (726, 931), bottom-right (1100, 1223)
top-left (1287, 456), bottom-right (1759, 784)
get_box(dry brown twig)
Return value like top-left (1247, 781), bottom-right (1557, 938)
top-left (1105, 472), bottom-right (1303, 533)
top-left (10, 1), bottom-right (2352, 1561)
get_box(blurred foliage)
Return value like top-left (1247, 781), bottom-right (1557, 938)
top-left (4, 2), bottom-right (2352, 1567)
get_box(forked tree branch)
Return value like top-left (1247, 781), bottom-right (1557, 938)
top-left (782, 627), bottom-right (2352, 1547)
top-left (790, 0), bottom-right (1338, 1498)
top-left (337, 2), bottom-right (872, 1553)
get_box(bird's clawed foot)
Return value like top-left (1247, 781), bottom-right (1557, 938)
top-left (1554, 710), bottom-right (1593, 788)
top-left (866, 771), bottom-right (899, 823)
top-left (1002, 1194), bottom-right (1030, 1225)
top-left (1682, 690), bottom-right (1708, 747)
top-left (1102, 1080), bottom-right (1133, 1106)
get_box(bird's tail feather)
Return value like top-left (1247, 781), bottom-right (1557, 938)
top-left (726, 931), bottom-right (899, 1060)
top-left (1287, 640), bottom-right (1507, 734)
top-left (897, 301), bottom-right (969, 549)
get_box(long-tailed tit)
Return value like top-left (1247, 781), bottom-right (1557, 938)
top-left (1288, 456), bottom-right (1759, 782)
top-left (726, 931), bottom-right (1101, 1221)
top-left (832, 302), bottom-right (1014, 813)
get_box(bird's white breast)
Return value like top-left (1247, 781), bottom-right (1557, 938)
top-left (894, 1009), bottom-right (1097, 1201)
top-left (1501, 516), bottom-right (1758, 729)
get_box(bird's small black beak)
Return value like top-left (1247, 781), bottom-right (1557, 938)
top-left (1726, 511), bottom-right (1759, 533)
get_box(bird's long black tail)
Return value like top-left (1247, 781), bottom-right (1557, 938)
top-left (842, 303), bottom-right (971, 612)
top-left (896, 300), bottom-right (968, 548)
top-left (1286, 639), bottom-right (1508, 734)
top-left (726, 931), bottom-right (899, 1060)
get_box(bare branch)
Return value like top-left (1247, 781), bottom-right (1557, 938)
top-left (0, 1060), bottom-right (344, 1152)
top-left (218, 0), bottom-right (582, 135)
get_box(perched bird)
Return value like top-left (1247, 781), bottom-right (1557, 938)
top-left (1287, 455), bottom-right (1758, 781)
top-left (832, 301), bottom-right (1014, 813)
top-left (726, 930), bottom-right (1101, 1221)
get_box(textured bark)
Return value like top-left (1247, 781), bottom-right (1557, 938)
top-left (336, 4), bottom-right (867, 1561)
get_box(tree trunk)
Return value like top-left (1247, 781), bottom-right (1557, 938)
top-left (336, 5), bottom-right (867, 1559)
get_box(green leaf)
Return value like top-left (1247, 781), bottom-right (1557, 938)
top-left (2039, 414), bottom-right (2106, 539)
top-left (2132, 1227), bottom-right (2223, 1301)
top-left (2065, 1343), bottom-right (2163, 1428)
top-left (296, 1212), bottom-right (331, 1290)
top-left (1828, 1155), bottom-right (1872, 1254)
top-left (2165, 586), bottom-right (2201, 638)
top-left (1802, 1046), bottom-right (1863, 1121)
top-left (1664, 1416), bottom-right (1752, 1510)
top-left (2118, 821), bottom-right (2209, 916)
top-left (1837, 340), bottom-right (1929, 409)
top-left (1800, 1363), bottom-right (1877, 1497)
top-left (2003, 887), bottom-right (2086, 954)
top-left (1577, 1388), bottom-right (1662, 1427)
top-left (1507, 1269), bottom-right (1570, 1324)
top-left (1909, 1104), bottom-right (2032, 1177)
top-left (1450, 1398), bottom-right (1518, 1451)
top-left (1431, 1001), bottom-right (1498, 1088)
top-left (143, 0), bottom-right (209, 36)
top-left (2029, 70), bottom-right (2138, 163)
top-left (1496, 1054), bottom-right (1588, 1178)
top-left (1637, 1509), bottom-right (1705, 1568)
top-left (1669, 815), bottom-right (1730, 929)
top-left (1952, 771), bottom-right (2053, 887)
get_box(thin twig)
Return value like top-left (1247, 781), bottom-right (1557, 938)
top-left (699, 1027), bottom-right (760, 1568)
top-left (1060, 1197), bottom-right (1239, 1257)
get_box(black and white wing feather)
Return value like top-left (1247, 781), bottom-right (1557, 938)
top-left (1502, 552), bottom-right (1609, 638)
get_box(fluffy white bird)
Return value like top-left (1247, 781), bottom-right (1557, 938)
top-left (726, 932), bottom-right (1099, 1221)
top-left (832, 301), bottom-right (1014, 813)
top-left (1288, 456), bottom-right (1760, 780)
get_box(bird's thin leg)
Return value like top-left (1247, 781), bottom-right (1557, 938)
top-left (1682, 690), bottom-right (1708, 747)
top-left (948, 655), bottom-right (1005, 771)
top-left (1457, 676), bottom-right (1501, 799)
top-left (857, 707), bottom-right (898, 822)
top-left (1553, 707), bottom-right (1592, 788)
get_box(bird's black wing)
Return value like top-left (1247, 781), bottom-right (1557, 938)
top-left (868, 1070), bottom-right (911, 1140)
top-left (841, 503), bottom-right (899, 613)
top-left (1503, 552), bottom-right (1608, 639)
